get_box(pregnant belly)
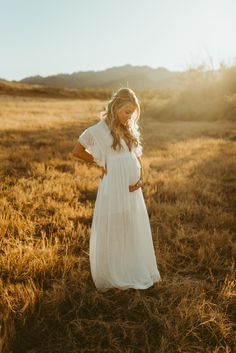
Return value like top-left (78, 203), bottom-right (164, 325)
top-left (128, 155), bottom-right (141, 185)
top-left (105, 153), bottom-right (141, 190)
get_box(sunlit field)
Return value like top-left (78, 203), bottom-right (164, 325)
top-left (0, 68), bottom-right (235, 353)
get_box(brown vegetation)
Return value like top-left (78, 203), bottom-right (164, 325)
top-left (0, 80), bottom-right (111, 100)
top-left (0, 67), bottom-right (235, 353)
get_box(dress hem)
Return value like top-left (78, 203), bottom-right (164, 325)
top-left (96, 276), bottom-right (162, 293)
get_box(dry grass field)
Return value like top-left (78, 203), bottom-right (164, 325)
top-left (0, 70), bottom-right (235, 353)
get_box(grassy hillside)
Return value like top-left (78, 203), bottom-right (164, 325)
top-left (0, 70), bottom-right (235, 352)
top-left (140, 66), bottom-right (236, 122)
top-left (18, 64), bottom-right (180, 90)
top-left (0, 80), bottom-right (111, 100)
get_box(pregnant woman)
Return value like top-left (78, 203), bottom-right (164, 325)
top-left (72, 87), bottom-right (162, 292)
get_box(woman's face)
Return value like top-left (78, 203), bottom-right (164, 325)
top-left (116, 102), bottom-right (137, 127)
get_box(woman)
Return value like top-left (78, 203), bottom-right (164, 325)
top-left (72, 87), bottom-right (162, 292)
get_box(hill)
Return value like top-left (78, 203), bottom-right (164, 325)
top-left (16, 64), bottom-right (181, 90)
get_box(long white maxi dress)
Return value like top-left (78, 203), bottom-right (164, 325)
top-left (78, 119), bottom-right (162, 292)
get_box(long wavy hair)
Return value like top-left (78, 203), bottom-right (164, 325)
top-left (99, 87), bottom-right (142, 153)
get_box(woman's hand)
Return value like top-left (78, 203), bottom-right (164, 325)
top-left (129, 178), bottom-right (143, 192)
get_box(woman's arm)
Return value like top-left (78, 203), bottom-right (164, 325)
top-left (72, 142), bottom-right (107, 176)
top-left (72, 142), bottom-right (95, 163)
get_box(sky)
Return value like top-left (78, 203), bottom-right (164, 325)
top-left (0, 0), bottom-right (235, 81)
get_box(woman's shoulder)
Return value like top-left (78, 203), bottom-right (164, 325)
top-left (81, 120), bottom-right (102, 138)
top-left (91, 119), bottom-right (112, 137)
top-left (88, 119), bottom-right (106, 133)
top-left (85, 120), bottom-right (111, 145)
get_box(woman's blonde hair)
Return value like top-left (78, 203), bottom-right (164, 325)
top-left (99, 87), bottom-right (142, 153)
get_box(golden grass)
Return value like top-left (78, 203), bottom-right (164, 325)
top-left (0, 88), bottom-right (235, 353)
top-left (0, 81), bottom-right (111, 100)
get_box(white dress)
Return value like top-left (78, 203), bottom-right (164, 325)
top-left (78, 119), bottom-right (162, 292)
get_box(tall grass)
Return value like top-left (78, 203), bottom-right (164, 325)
top-left (0, 67), bottom-right (235, 352)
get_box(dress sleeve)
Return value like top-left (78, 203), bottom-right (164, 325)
top-left (78, 127), bottom-right (105, 168)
